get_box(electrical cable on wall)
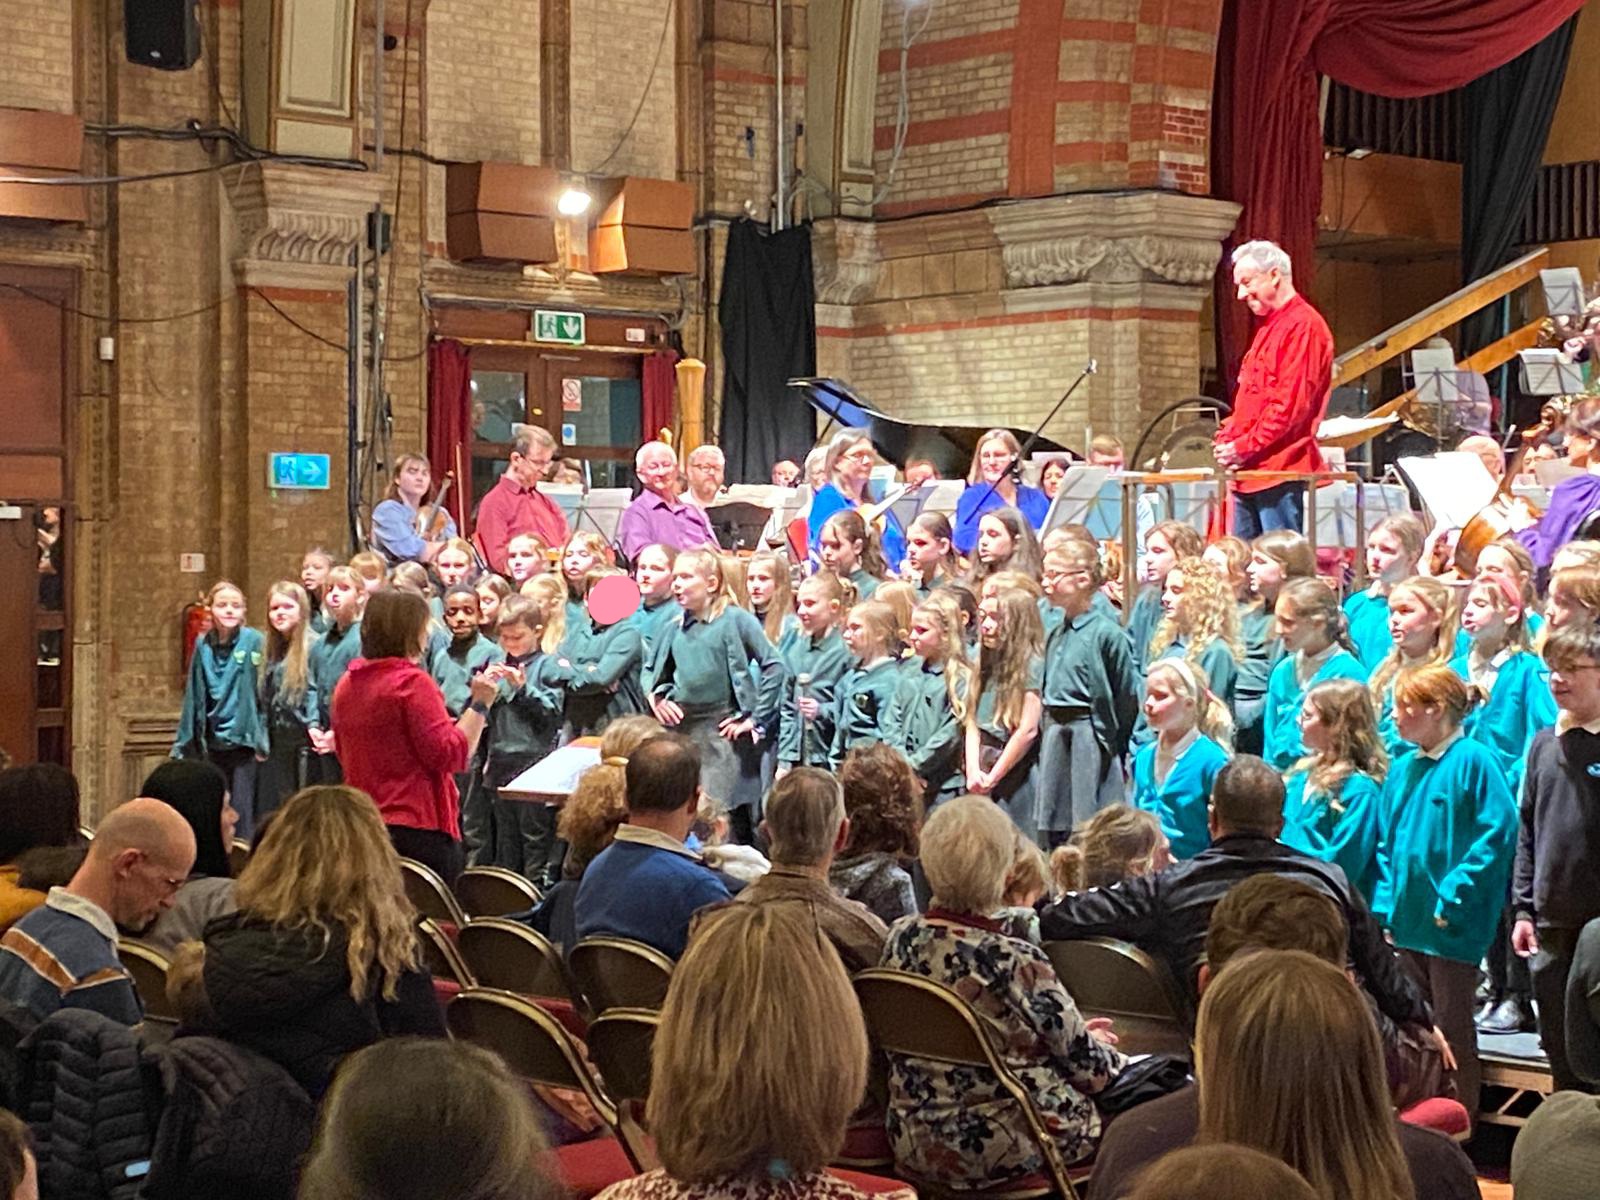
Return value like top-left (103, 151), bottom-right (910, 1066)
top-left (873, 0), bottom-right (938, 206)
top-left (583, 0), bottom-right (676, 174)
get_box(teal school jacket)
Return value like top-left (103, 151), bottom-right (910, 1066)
top-left (1130, 734), bottom-right (1229, 860)
top-left (174, 626), bottom-right (270, 757)
top-left (1281, 770), bottom-right (1384, 906)
top-left (1449, 648), bottom-right (1558, 793)
top-left (1262, 649), bottom-right (1367, 769)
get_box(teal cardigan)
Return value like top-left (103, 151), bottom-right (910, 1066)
top-left (1449, 649), bottom-right (1558, 794)
top-left (1281, 770), bottom-right (1384, 906)
top-left (1130, 734), bottom-right (1229, 861)
top-left (1263, 649), bottom-right (1367, 770)
top-left (1375, 735), bottom-right (1518, 964)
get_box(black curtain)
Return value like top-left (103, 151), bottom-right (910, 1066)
top-left (1459, 13), bottom-right (1579, 358)
top-left (718, 219), bottom-right (817, 482)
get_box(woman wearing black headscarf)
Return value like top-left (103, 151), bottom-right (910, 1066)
top-left (139, 758), bottom-right (239, 953)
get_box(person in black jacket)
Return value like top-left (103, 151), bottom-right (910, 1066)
top-left (1039, 755), bottom-right (1429, 1033)
top-left (171, 786), bottom-right (443, 1099)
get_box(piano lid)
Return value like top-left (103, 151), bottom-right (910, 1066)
top-left (790, 377), bottom-right (1076, 478)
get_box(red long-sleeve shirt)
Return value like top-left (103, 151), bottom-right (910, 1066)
top-left (473, 473), bottom-right (570, 574)
top-left (1219, 293), bottom-right (1334, 494)
top-left (332, 657), bottom-right (469, 839)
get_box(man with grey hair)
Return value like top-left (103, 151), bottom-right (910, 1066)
top-left (617, 440), bottom-right (719, 561)
top-left (1213, 239), bottom-right (1334, 539)
top-left (474, 423), bottom-right (569, 574)
top-left (681, 444), bottom-right (726, 509)
top-left (723, 768), bottom-right (886, 971)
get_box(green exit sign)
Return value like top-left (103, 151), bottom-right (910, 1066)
top-left (533, 309), bottom-right (586, 346)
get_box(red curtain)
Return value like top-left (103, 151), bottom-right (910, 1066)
top-left (427, 338), bottom-right (472, 532)
top-left (1211, 0), bottom-right (1586, 386)
top-left (642, 349), bottom-right (680, 446)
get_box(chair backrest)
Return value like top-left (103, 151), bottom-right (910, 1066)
top-left (228, 838), bottom-right (252, 878)
top-left (453, 866), bottom-right (542, 918)
top-left (417, 917), bottom-right (474, 987)
top-left (117, 939), bottom-right (177, 1021)
top-left (1043, 938), bottom-right (1184, 1020)
top-left (457, 918), bottom-right (575, 1001)
top-left (569, 937), bottom-right (674, 1014)
top-left (445, 988), bottom-right (615, 1124)
top-left (400, 857), bottom-right (468, 927)
top-left (853, 968), bottom-right (1079, 1199)
top-left (585, 1008), bottom-right (659, 1105)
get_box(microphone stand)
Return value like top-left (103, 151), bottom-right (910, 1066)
top-left (969, 360), bottom-right (1098, 513)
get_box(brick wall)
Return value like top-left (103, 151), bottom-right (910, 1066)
top-left (0, 0), bottom-right (74, 112)
top-left (426, 0), bottom-right (542, 163)
top-left (571, 0), bottom-right (678, 179)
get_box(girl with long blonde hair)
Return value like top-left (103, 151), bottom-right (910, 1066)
top-left (643, 549), bottom-right (783, 842)
top-left (1263, 578), bottom-right (1366, 769)
top-left (967, 589), bottom-right (1045, 841)
top-left (1050, 804), bottom-right (1171, 893)
top-left (1547, 560), bottom-right (1600, 631)
top-left (830, 600), bottom-right (904, 771)
top-left (1371, 575), bottom-right (1457, 756)
top-left (745, 550), bottom-right (797, 645)
top-left (1128, 520), bottom-right (1204, 677)
top-left (1282, 678), bottom-right (1387, 904)
top-left (1452, 572), bottom-right (1555, 791)
top-left (187, 785), bottom-right (442, 1099)
top-left (1130, 659), bottom-right (1231, 860)
top-left (259, 580), bottom-right (322, 821)
top-left (776, 571), bottom-right (853, 774)
top-left (1195, 950), bottom-right (1421, 1200)
top-left (519, 573), bottom-right (568, 655)
top-left (886, 593), bottom-right (974, 805)
top-left (1344, 514), bottom-right (1426, 669)
top-left (1149, 556), bottom-right (1244, 720)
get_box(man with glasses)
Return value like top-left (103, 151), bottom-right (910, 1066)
top-left (617, 440), bottom-right (719, 562)
top-left (0, 798), bottom-right (196, 1025)
top-left (473, 424), bottom-right (570, 575)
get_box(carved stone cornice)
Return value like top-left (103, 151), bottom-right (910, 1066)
top-left (987, 191), bottom-right (1241, 289)
top-left (810, 217), bottom-right (882, 305)
top-left (422, 256), bottom-right (684, 316)
top-left (228, 161), bottom-right (386, 284)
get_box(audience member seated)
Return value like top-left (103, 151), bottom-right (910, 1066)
top-left (0, 764), bottom-right (83, 933)
top-left (574, 734), bottom-right (732, 959)
top-left (1088, 948), bottom-right (1477, 1200)
top-left (1049, 804), bottom-right (1171, 894)
top-left (1040, 755), bottom-right (1427, 1029)
top-left (0, 797), bottom-right (194, 1025)
top-left (0, 1110), bottom-right (36, 1200)
top-left (300, 1037), bottom-right (556, 1200)
top-left (691, 794), bottom-right (770, 887)
top-left (1125, 1145), bottom-right (1317, 1200)
top-left (524, 716), bottom-right (661, 951)
top-left (595, 902), bottom-right (911, 1200)
top-left (880, 796), bottom-right (1124, 1188)
top-left (723, 768), bottom-right (887, 972)
top-left (1511, 1090), bottom-right (1600, 1200)
top-left (829, 746), bottom-right (921, 925)
top-left (137, 759), bottom-right (239, 955)
top-left (172, 785), bottom-right (444, 1098)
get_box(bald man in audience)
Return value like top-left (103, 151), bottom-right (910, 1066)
top-left (0, 798), bottom-right (195, 1025)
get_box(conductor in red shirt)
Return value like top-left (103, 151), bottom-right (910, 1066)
top-left (1213, 240), bottom-right (1334, 539)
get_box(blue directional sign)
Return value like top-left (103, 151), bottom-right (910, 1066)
top-left (268, 452), bottom-right (332, 490)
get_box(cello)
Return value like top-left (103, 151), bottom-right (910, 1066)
top-left (1452, 400), bottom-right (1567, 575)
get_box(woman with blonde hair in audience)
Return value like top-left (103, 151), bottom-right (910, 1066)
top-left (1050, 804), bottom-right (1171, 894)
top-left (595, 903), bottom-right (906, 1200)
top-left (522, 715), bottom-right (662, 951)
top-left (301, 1038), bottom-right (557, 1200)
top-left (881, 796), bottom-right (1123, 1189)
top-left (175, 784), bottom-right (444, 1098)
top-left (1126, 1145), bottom-right (1318, 1200)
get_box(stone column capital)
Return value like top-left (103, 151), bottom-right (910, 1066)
top-left (229, 162), bottom-right (387, 289)
top-left (810, 217), bottom-right (883, 306)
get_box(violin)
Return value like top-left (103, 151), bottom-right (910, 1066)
top-left (1454, 399), bottom-right (1568, 575)
top-left (416, 470), bottom-right (455, 543)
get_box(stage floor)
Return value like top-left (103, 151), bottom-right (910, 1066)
top-left (1478, 1027), bottom-right (1552, 1127)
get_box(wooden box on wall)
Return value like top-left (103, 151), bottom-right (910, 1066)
top-left (241, 0), bottom-right (360, 159)
top-left (0, 109), bottom-right (85, 223)
top-left (589, 176), bottom-right (694, 275)
top-left (445, 162), bottom-right (559, 265)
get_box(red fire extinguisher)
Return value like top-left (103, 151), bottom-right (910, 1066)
top-left (181, 593), bottom-right (213, 680)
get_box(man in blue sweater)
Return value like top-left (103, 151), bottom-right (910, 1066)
top-left (574, 733), bottom-right (731, 959)
top-left (0, 797), bottom-right (195, 1025)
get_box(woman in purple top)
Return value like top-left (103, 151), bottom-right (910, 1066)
top-left (1517, 398), bottom-right (1600, 571)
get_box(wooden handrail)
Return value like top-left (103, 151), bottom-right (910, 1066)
top-left (1331, 247), bottom-right (1548, 388)
top-left (1365, 319), bottom-right (1545, 422)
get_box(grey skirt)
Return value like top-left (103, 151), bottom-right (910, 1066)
top-left (1037, 710), bottom-right (1126, 834)
top-left (679, 708), bottom-right (767, 814)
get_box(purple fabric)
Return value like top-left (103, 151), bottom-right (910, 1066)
top-left (1517, 473), bottom-right (1600, 569)
top-left (617, 490), bottom-right (719, 561)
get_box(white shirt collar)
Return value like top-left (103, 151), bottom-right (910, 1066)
top-left (1155, 727), bottom-right (1201, 762)
top-left (614, 823), bottom-right (702, 861)
top-left (1420, 729), bottom-right (1465, 761)
top-left (45, 888), bottom-right (118, 943)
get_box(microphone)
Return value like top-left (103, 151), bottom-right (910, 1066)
top-left (796, 672), bottom-right (814, 766)
top-left (1086, 359), bottom-right (1098, 375)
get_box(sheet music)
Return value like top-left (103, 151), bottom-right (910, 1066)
top-left (499, 741), bottom-right (603, 801)
top-left (1041, 466), bottom-right (1111, 531)
top-left (1395, 452), bottom-right (1498, 530)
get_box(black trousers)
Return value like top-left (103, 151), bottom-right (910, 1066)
top-left (387, 824), bottom-right (464, 887)
top-left (1530, 924), bottom-right (1584, 1091)
top-left (1402, 950), bottom-right (1481, 1130)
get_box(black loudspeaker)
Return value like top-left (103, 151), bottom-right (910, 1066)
top-left (124, 0), bottom-right (201, 71)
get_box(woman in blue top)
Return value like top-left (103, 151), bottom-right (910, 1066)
top-left (952, 429), bottom-right (1050, 555)
top-left (174, 580), bottom-right (269, 838)
top-left (1130, 659), bottom-right (1231, 861)
top-left (1263, 578), bottom-right (1366, 770)
top-left (1342, 515), bottom-right (1426, 670)
top-left (1281, 678), bottom-right (1386, 905)
top-left (1376, 664), bottom-right (1518, 1122)
top-left (369, 452), bottom-right (456, 567)
top-left (806, 428), bottom-right (905, 569)
top-left (1452, 572), bottom-right (1557, 791)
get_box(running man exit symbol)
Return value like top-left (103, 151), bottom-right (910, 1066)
top-left (534, 309), bottom-right (586, 346)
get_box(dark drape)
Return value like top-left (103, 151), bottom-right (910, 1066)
top-left (1459, 16), bottom-right (1579, 356)
top-left (426, 338), bottom-right (472, 532)
top-left (1210, 0), bottom-right (1586, 387)
top-left (642, 349), bottom-right (679, 445)
top-left (718, 219), bottom-right (817, 482)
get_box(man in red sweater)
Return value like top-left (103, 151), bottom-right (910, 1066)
top-left (1214, 240), bottom-right (1334, 539)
